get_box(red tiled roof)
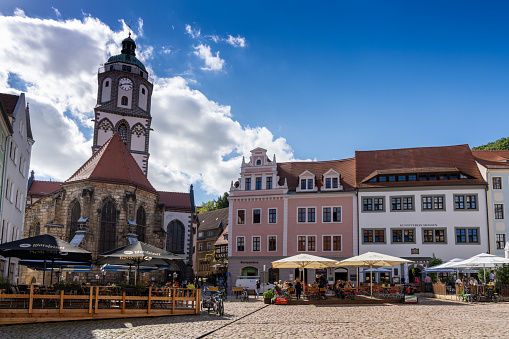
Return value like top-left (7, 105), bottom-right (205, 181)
top-left (0, 93), bottom-right (19, 116)
top-left (355, 144), bottom-right (486, 188)
top-left (65, 133), bottom-right (156, 192)
top-left (158, 191), bottom-right (192, 211)
top-left (28, 180), bottom-right (62, 196)
top-left (277, 158), bottom-right (356, 191)
top-left (472, 150), bottom-right (509, 169)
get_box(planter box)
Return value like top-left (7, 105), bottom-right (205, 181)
top-left (264, 297), bottom-right (272, 304)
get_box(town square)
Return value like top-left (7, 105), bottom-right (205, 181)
top-left (2, 1), bottom-right (509, 338)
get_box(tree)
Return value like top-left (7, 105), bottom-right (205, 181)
top-left (197, 192), bottom-right (229, 213)
top-left (472, 137), bottom-right (509, 150)
top-left (428, 254), bottom-right (443, 283)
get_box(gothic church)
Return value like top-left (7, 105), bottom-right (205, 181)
top-left (21, 36), bottom-right (195, 284)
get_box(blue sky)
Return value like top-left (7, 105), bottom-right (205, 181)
top-left (1, 1), bottom-right (509, 205)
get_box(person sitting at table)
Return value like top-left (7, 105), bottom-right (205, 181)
top-left (346, 280), bottom-right (354, 288)
top-left (317, 280), bottom-right (327, 300)
top-left (311, 281), bottom-right (318, 288)
top-left (274, 282), bottom-right (283, 295)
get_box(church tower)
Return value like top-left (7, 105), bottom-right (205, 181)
top-left (92, 35), bottom-right (153, 175)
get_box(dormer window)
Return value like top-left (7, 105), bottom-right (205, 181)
top-left (297, 170), bottom-right (318, 192)
top-left (321, 169), bottom-right (342, 192)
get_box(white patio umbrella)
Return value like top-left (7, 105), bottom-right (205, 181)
top-left (449, 253), bottom-right (509, 282)
top-left (505, 242), bottom-right (509, 259)
top-left (336, 252), bottom-right (413, 298)
top-left (272, 253), bottom-right (338, 283)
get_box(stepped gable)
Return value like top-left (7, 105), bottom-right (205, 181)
top-left (28, 180), bottom-right (62, 196)
top-left (65, 133), bottom-right (155, 192)
top-left (196, 208), bottom-right (229, 231)
top-left (472, 150), bottom-right (509, 169)
top-left (356, 144), bottom-right (485, 187)
top-left (277, 158), bottom-right (356, 191)
top-left (158, 191), bottom-right (192, 211)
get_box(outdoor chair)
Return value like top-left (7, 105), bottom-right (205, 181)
top-left (287, 287), bottom-right (295, 299)
top-left (319, 287), bottom-right (327, 300)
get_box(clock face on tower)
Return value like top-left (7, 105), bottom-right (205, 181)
top-left (119, 78), bottom-right (133, 91)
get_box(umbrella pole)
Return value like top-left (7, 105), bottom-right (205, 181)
top-left (370, 265), bottom-right (373, 298)
top-left (50, 258), bottom-right (55, 285)
top-left (43, 259), bottom-right (47, 285)
top-left (357, 266), bottom-right (359, 287)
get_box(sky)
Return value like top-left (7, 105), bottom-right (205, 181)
top-left (0, 1), bottom-right (509, 205)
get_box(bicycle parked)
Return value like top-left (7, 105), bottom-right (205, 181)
top-left (241, 287), bottom-right (249, 302)
top-left (202, 290), bottom-right (225, 316)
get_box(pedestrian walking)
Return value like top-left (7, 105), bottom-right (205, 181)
top-left (295, 278), bottom-right (302, 300)
top-left (256, 280), bottom-right (261, 297)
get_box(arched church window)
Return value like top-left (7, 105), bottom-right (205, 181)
top-left (69, 202), bottom-right (81, 241)
top-left (99, 201), bottom-right (117, 253)
top-left (121, 96), bottom-right (128, 106)
top-left (166, 220), bottom-right (185, 254)
top-left (136, 206), bottom-right (146, 242)
top-left (105, 81), bottom-right (109, 87)
top-left (118, 123), bottom-right (128, 144)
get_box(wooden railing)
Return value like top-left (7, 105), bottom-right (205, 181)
top-left (432, 281), bottom-right (446, 295)
top-left (0, 285), bottom-right (201, 324)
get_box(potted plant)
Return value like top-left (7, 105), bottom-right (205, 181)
top-left (263, 289), bottom-right (274, 304)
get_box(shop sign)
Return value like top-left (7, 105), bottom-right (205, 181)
top-left (240, 261), bottom-right (259, 264)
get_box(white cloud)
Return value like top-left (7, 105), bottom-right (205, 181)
top-left (226, 35), bottom-right (246, 48)
top-left (13, 8), bottom-right (25, 17)
top-left (161, 46), bottom-right (172, 54)
top-left (0, 13), bottom-right (296, 196)
top-left (185, 24), bottom-right (200, 39)
top-left (193, 44), bottom-right (224, 71)
top-left (137, 18), bottom-right (143, 36)
top-left (208, 35), bottom-right (220, 43)
top-left (52, 7), bottom-right (61, 18)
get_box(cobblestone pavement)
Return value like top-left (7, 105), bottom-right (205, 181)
top-left (2, 298), bottom-right (509, 338)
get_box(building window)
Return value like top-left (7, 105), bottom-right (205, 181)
top-left (323, 235), bottom-right (342, 251)
top-left (237, 210), bottom-right (245, 224)
top-left (118, 123), bottom-right (128, 144)
top-left (99, 201), bottom-right (117, 253)
top-left (332, 177), bottom-right (339, 188)
top-left (325, 178), bottom-right (331, 189)
top-left (166, 220), bottom-right (185, 253)
top-left (308, 208), bottom-right (316, 222)
top-left (391, 196), bottom-right (414, 211)
top-left (422, 195), bottom-right (445, 211)
top-left (237, 237), bottom-right (245, 252)
top-left (136, 206), bottom-right (146, 242)
top-left (362, 197), bottom-right (384, 212)
top-left (307, 179), bottom-right (313, 189)
top-left (362, 229), bottom-right (385, 243)
top-left (298, 236), bottom-right (306, 251)
top-left (198, 243), bottom-right (203, 251)
top-left (423, 229), bottom-right (446, 243)
top-left (252, 236), bottom-right (261, 251)
top-left (141, 88), bottom-right (145, 95)
top-left (455, 228), bottom-right (479, 244)
top-left (268, 209), bottom-right (277, 223)
top-left (308, 236), bottom-right (316, 251)
top-left (266, 177), bottom-right (272, 189)
top-left (69, 201), bottom-right (81, 242)
top-left (121, 96), bottom-right (128, 106)
top-left (105, 81), bottom-right (109, 87)
top-left (207, 242), bottom-right (211, 250)
top-left (323, 208), bottom-right (331, 222)
top-left (454, 194), bottom-right (477, 210)
top-left (256, 159), bottom-right (262, 165)
top-left (495, 204), bottom-right (504, 219)
top-left (323, 207), bottom-right (341, 222)
top-left (300, 179), bottom-right (306, 190)
top-left (268, 236), bottom-right (277, 251)
top-left (253, 209), bottom-right (261, 224)
top-left (493, 177), bottom-right (502, 190)
top-left (245, 178), bottom-right (251, 190)
top-left (255, 177), bottom-right (262, 190)
top-left (298, 208), bottom-right (306, 222)
top-left (496, 234), bottom-right (506, 250)
top-left (392, 229), bottom-right (414, 243)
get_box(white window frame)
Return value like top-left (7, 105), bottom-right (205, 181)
top-left (322, 169), bottom-right (342, 191)
top-left (296, 206), bottom-right (317, 224)
top-left (322, 234), bottom-right (343, 252)
top-left (236, 236), bottom-right (245, 252)
top-left (268, 208), bottom-right (277, 224)
top-left (252, 208), bottom-right (262, 224)
top-left (322, 206), bottom-right (342, 223)
top-left (297, 235), bottom-right (317, 252)
top-left (237, 209), bottom-right (246, 225)
top-left (252, 236), bottom-right (261, 252)
top-left (296, 170), bottom-right (318, 192)
top-left (493, 177), bottom-right (503, 190)
top-left (267, 235), bottom-right (277, 252)
top-left (494, 203), bottom-right (505, 220)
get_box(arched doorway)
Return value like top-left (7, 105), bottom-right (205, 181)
top-left (335, 267), bottom-right (348, 282)
top-left (409, 266), bottom-right (422, 283)
top-left (241, 266), bottom-right (258, 277)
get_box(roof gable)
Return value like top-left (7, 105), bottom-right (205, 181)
top-left (197, 208), bottom-right (229, 231)
top-left (65, 133), bottom-right (155, 192)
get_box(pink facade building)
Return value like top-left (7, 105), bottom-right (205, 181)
top-left (228, 148), bottom-right (357, 285)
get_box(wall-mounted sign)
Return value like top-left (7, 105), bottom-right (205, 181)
top-left (240, 261), bottom-right (259, 264)
top-left (411, 248), bottom-right (420, 254)
top-left (400, 223), bottom-right (439, 227)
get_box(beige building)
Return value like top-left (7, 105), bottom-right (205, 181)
top-left (196, 208), bottom-right (228, 279)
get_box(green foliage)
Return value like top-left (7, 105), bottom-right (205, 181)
top-left (186, 283), bottom-right (196, 289)
top-left (478, 268), bottom-right (491, 283)
top-left (496, 264), bottom-right (509, 284)
top-left (427, 254), bottom-right (443, 283)
top-left (198, 192), bottom-right (229, 213)
top-left (0, 276), bottom-right (11, 285)
top-left (263, 289), bottom-right (275, 299)
top-left (472, 137), bottom-right (509, 150)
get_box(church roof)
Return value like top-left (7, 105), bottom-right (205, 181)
top-left (65, 133), bottom-right (156, 192)
top-left (158, 191), bottom-right (192, 211)
top-left (28, 180), bottom-right (62, 197)
top-left (105, 36), bottom-right (147, 72)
